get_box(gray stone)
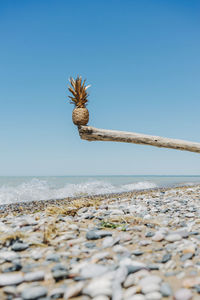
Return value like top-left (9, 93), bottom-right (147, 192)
top-left (24, 271), bottom-right (45, 282)
top-left (0, 273), bottom-right (24, 287)
top-left (180, 253), bottom-right (194, 262)
top-left (22, 286), bottom-right (48, 300)
top-left (86, 230), bottom-right (112, 240)
top-left (160, 282), bottom-right (172, 297)
top-left (11, 242), bottom-right (29, 251)
top-left (161, 253), bottom-right (172, 263)
top-left (46, 253), bottom-right (60, 262)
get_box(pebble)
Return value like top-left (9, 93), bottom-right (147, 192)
top-left (145, 292), bottom-right (162, 300)
top-left (141, 283), bottom-right (160, 294)
top-left (160, 282), bottom-right (172, 297)
top-left (139, 275), bottom-right (162, 286)
top-left (161, 253), bottom-right (172, 263)
top-left (180, 253), bottom-right (194, 262)
top-left (11, 242), bottom-right (29, 251)
top-left (83, 278), bottom-right (112, 298)
top-left (24, 271), bottom-right (45, 282)
top-left (86, 230), bottom-right (112, 240)
top-left (80, 264), bottom-right (108, 278)
top-left (174, 288), bottom-right (193, 300)
top-left (21, 286), bottom-right (48, 300)
top-left (0, 274), bottom-right (24, 287)
top-left (165, 234), bottom-right (182, 242)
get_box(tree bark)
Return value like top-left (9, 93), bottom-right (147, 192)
top-left (78, 126), bottom-right (200, 154)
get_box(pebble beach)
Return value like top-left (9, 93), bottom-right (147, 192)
top-left (0, 184), bottom-right (200, 300)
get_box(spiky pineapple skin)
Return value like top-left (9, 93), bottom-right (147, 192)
top-left (72, 107), bottom-right (89, 126)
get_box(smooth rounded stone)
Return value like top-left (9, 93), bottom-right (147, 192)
top-left (145, 292), bottom-right (162, 300)
top-left (11, 242), bottom-right (29, 251)
top-left (132, 250), bottom-right (144, 256)
top-left (22, 286), bottom-right (48, 300)
top-left (174, 288), bottom-right (193, 300)
top-left (102, 237), bottom-right (119, 248)
top-left (180, 253), bottom-right (194, 262)
top-left (64, 282), bottom-right (84, 299)
top-left (161, 253), bottom-right (172, 263)
top-left (152, 232), bottom-right (164, 242)
top-left (85, 242), bottom-right (96, 249)
top-left (46, 253), bottom-right (60, 262)
top-left (24, 271), bottom-right (45, 282)
top-left (83, 278), bottom-right (112, 298)
top-left (49, 287), bottom-right (65, 299)
top-left (113, 245), bottom-right (130, 254)
top-left (139, 275), bottom-right (162, 287)
top-left (0, 273), bottom-right (24, 287)
top-left (160, 282), bottom-right (172, 297)
top-left (80, 264), bottom-right (108, 279)
top-left (165, 234), bottom-right (182, 242)
top-left (86, 230), bottom-right (112, 240)
top-left (86, 230), bottom-right (100, 240)
top-left (0, 251), bottom-right (19, 262)
top-left (141, 283), bottom-right (160, 294)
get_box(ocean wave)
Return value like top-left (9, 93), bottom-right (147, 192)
top-left (0, 178), bottom-right (157, 205)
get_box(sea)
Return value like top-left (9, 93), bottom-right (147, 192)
top-left (0, 176), bottom-right (200, 205)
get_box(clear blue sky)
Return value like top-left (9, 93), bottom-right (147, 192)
top-left (0, 0), bottom-right (200, 176)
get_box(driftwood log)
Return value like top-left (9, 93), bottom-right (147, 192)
top-left (78, 126), bottom-right (200, 154)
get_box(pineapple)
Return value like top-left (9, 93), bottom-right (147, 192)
top-left (68, 76), bottom-right (90, 126)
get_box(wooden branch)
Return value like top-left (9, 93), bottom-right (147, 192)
top-left (78, 126), bottom-right (200, 154)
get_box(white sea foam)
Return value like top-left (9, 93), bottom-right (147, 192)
top-left (0, 178), bottom-right (157, 205)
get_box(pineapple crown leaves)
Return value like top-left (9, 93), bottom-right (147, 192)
top-left (68, 75), bottom-right (90, 108)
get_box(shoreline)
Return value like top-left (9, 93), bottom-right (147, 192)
top-left (1, 183), bottom-right (200, 216)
